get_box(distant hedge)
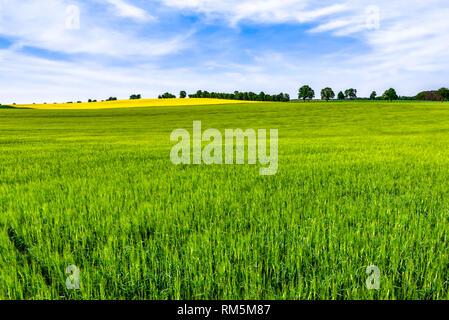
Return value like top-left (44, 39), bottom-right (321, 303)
top-left (188, 90), bottom-right (290, 102)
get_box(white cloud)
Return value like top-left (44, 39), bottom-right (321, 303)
top-left (159, 0), bottom-right (347, 25)
top-left (354, 2), bottom-right (449, 80)
top-left (103, 0), bottom-right (156, 22)
top-left (156, 0), bottom-right (449, 95)
top-left (0, 0), bottom-right (184, 57)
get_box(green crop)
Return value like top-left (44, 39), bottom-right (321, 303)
top-left (1, 101), bottom-right (449, 300)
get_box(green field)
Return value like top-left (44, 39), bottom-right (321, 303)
top-left (1, 101), bottom-right (449, 300)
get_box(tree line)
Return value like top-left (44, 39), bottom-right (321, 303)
top-left (300, 86), bottom-right (449, 102)
top-left (183, 90), bottom-right (290, 102)
top-left (298, 85), bottom-right (401, 102)
top-left (8, 87), bottom-right (449, 106)
top-left (101, 88), bottom-right (449, 102)
top-left (81, 87), bottom-right (449, 103)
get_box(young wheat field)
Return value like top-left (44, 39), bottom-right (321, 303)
top-left (1, 100), bottom-right (449, 299)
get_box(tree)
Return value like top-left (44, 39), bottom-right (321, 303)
top-left (338, 91), bottom-right (345, 100)
top-left (159, 92), bottom-right (176, 99)
top-left (383, 88), bottom-right (398, 101)
top-left (298, 85), bottom-right (315, 102)
top-left (130, 94), bottom-right (141, 100)
top-left (344, 88), bottom-right (357, 100)
top-left (370, 91), bottom-right (377, 100)
top-left (415, 91), bottom-right (440, 101)
top-left (106, 97), bottom-right (117, 101)
top-left (185, 90), bottom-right (290, 102)
top-left (320, 87), bottom-right (335, 102)
top-left (180, 91), bottom-right (187, 99)
top-left (437, 88), bottom-right (449, 102)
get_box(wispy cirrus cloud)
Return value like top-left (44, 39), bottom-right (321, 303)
top-left (103, 0), bottom-right (156, 22)
top-left (158, 0), bottom-right (348, 25)
top-left (161, 0), bottom-right (449, 91)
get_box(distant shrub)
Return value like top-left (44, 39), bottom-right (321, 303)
top-left (337, 91), bottom-right (345, 100)
top-left (415, 91), bottom-right (440, 101)
top-left (159, 92), bottom-right (176, 99)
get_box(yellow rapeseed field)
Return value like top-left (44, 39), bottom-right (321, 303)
top-left (18, 98), bottom-right (257, 110)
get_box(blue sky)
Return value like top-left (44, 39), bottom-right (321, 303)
top-left (0, 0), bottom-right (448, 103)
